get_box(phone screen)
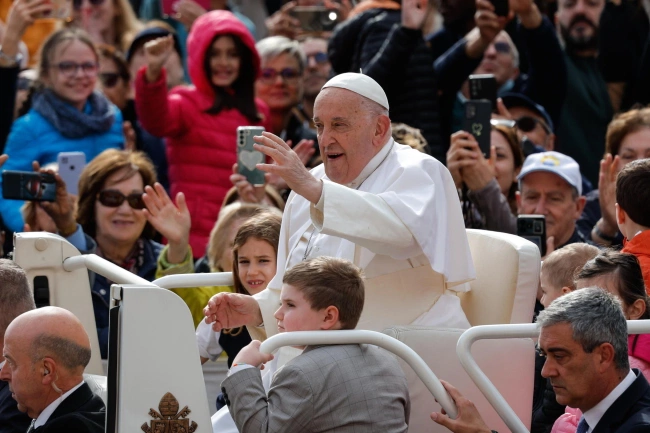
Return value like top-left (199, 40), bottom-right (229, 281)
top-left (2, 171), bottom-right (57, 202)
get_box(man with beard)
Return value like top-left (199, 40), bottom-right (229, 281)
top-left (555, 0), bottom-right (611, 187)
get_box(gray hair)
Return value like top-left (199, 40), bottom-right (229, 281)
top-left (0, 260), bottom-right (35, 339)
top-left (537, 287), bottom-right (630, 371)
top-left (256, 36), bottom-right (306, 72)
top-left (31, 334), bottom-right (91, 371)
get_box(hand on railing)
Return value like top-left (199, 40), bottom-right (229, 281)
top-left (431, 380), bottom-right (493, 433)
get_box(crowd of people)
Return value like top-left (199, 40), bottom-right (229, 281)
top-left (1, 0), bottom-right (650, 431)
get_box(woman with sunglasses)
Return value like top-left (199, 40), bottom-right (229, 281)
top-left (38, 148), bottom-right (187, 358)
top-left (0, 28), bottom-right (124, 234)
top-left (136, 10), bottom-right (269, 260)
top-left (447, 122), bottom-right (524, 233)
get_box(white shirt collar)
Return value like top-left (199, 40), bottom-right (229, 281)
top-left (34, 380), bottom-right (85, 428)
top-left (346, 138), bottom-right (393, 190)
top-left (582, 369), bottom-right (636, 432)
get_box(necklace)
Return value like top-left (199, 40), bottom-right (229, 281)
top-left (301, 141), bottom-right (394, 262)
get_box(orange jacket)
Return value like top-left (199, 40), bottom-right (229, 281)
top-left (622, 230), bottom-right (650, 293)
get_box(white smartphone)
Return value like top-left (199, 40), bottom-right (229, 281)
top-left (57, 152), bottom-right (86, 195)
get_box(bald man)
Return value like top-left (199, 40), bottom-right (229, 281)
top-left (0, 307), bottom-right (105, 433)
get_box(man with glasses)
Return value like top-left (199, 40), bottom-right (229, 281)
top-left (299, 37), bottom-right (331, 122)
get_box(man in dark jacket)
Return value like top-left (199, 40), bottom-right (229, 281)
top-left (0, 307), bottom-right (105, 433)
top-left (0, 260), bottom-right (34, 433)
top-left (432, 288), bottom-right (650, 433)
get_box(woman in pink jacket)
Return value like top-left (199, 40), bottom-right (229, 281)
top-left (551, 250), bottom-right (650, 433)
top-left (135, 10), bottom-right (269, 258)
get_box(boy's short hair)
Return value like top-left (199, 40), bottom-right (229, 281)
top-left (542, 243), bottom-right (600, 291)
top-left (617, 159), bottom-right (650, 228)
top-left (283, 257), bottom-right (365, 329)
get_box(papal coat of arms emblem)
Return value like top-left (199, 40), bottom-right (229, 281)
top-left (141, 392), bottom-right (198, 433)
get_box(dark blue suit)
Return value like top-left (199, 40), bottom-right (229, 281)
top-left (32, 382), bottom-right (105, 433)
top-left (0, 379), bottom-right (32, 433)
top-left (593, 369), bottom-right (650, 433)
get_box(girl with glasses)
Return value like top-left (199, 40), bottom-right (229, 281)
top-left (135, 10), bottom-right (270, 260)
top-left (0, 28), bottom-right (124, 234)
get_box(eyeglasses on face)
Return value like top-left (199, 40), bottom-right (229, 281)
top-left (73, 0), bottom-right (105, 9)
top-left (306, 52), bottom-right (328, 64)
top-left (259, 67), bottom-right (301, 84)
top-left (97, 189), bottom-right (145, 210)
top-left (516, 116), bottom-right (551, 134)
top-left (53, 61), bottom-right (99, 77)
top-left (493, 41), bottom-right (512, 55)
top-left (99, 72), bottom-right (124, 88)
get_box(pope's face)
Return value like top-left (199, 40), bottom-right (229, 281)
top-left (312, 88), bottom-right (383, 184)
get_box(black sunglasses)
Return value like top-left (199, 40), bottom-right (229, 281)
top-left (73, 0), bottom-right (105, 9)
top-left (97, 190), bottom-right (145, 209)
top-left (99, 72), bottom-right (121, 88)
top-left (515, 116), bottom-right (551, 134)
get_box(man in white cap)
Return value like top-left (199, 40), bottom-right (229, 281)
top-left (206, 72), bottom-right (475, 339)
top-left (517, 151), bottom-right (588, 256)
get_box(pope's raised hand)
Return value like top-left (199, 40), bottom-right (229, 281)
top-left (254, 132), bottom-right (323, 204)
top-left (204, 292), bottom-right (263, 332)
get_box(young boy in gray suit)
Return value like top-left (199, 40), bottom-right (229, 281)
top-left (221, 256), bottom-right (411, 433)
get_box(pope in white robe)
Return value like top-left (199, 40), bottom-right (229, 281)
top-left (207, 73), bottom-right (476, 432)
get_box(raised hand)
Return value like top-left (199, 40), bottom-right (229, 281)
top-left (254, 132), bottom-right (323, 204)
top-left (2, 0), bottom-right (52, 61)
top-left (401, 0), bottom-right (428, 30)
top-left (597, 153), bottom-right (621, 239)
top-left (265, 1), bottom-right (301, 39)
top-left (142, 183), bottom-right (191, 264)
top-left (204, 292), bottom-right (263, 332)
top-left (230, 163), bottom-right (268, 204)
top-left (447, 131), bottom-right (480, 188)
top-left (174, 0), bottom-right (207, 30)
top-left (475, 0), bottom-right (509, 44)
top-left (144, 35), bottom-right (175, 83)
top-left (33, 161), bottom-right (78, 237)
top-left (461, 143), bottom-right (496, 192)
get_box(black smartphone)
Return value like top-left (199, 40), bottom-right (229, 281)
top-left (463, 100), bottom-right (492, 158)
top-left (489, 0), bottom-right (509, 16)
top-left (2, 171), bottom-right (57, 202)
top-left (521, 136), bottom-right (538, 158)
top-left (290, 6), bottom-right (339, 32)
top-left (237, 126), bottom-right (266, 186)
top-left (517, 214), bottom-right (547, 257)
top-left (469, 74), bottom-right (497, 110)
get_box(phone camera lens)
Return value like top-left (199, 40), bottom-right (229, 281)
top-left (70, 165), bottom-right (75, 170)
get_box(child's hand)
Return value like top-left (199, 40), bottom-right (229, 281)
top-left (232, 340), bottom-right (274, 369)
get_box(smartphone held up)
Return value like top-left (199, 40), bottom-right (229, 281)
top-left (517, 214), bottom-right (547, 257)
top-left (237, 126), bottom-right (266, 186)
top-left (2, 171), bottom-right (57, 202)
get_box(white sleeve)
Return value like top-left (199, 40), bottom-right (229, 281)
top-left (310, 180), bottom-right (418, 257)
top-left (196, 320), bottom-right (223, 361)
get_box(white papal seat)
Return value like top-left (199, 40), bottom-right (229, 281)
top-left (384, 229), bottom-right (541, 433)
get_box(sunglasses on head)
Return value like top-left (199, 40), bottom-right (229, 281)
top-left (73, 0), bottom-right (105, 9)
top-left (515, 116), bottom-right (551, 134)
top-left (97, 189), bottom-right (145, 209)
top-left (99, 72), bottom-right (122, 88)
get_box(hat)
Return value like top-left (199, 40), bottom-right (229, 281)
top-left (321, 73), bottom-right (389, 110)
top-left (518, 151), bottom-right (582, 195)
top-left (126, 27), bottom-right (182, 63)
top-left (500, 92), bottom-right (554, 132)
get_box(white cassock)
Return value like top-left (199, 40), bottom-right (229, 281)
top-left (211, 139), bottom-right (476, 432)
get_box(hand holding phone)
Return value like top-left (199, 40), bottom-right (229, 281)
top-left (488, 0), bottom-right (509, 17)
top-left (237, 127), bottom-right (266, 186)
top-left (290, 6), bottom-right (339, 32)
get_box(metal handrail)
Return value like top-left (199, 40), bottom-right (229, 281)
top-left (63, 254), bottom-right (156, 286)
top-left (259, 330), bottom-right (459, 419)
top-left (153, 272), bottom-right (234, 289)
top-left (457, 320), bottom-right (650, 433)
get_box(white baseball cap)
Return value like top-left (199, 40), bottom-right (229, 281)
top-left (517, 151), bottom-right (582, 196)
top-left (321, 73), bottom-right (389, 110)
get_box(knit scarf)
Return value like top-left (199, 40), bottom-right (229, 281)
top-left (32, 89), bottom-right (115, 139)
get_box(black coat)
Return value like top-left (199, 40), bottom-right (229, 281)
top-left (0, 379), bottom-right (32, 433)
top-left (32, 382), bottom-right (105, 433)
top-left (592, 370), bottom-right (650, 433)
